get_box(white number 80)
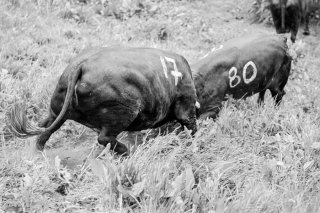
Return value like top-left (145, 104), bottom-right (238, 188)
top-left (228, 61), bottom-right (257, 88)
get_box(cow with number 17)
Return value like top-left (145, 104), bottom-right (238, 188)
top-left (192, 33), bottom-right (292, 120)
top-left (6, 47), bottom-right (198, 156)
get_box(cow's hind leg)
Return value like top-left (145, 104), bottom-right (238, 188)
top-left (36, 110), bottom-right (66, 151)
top-left (270, 89), bottom-right (286, 106)
top-left (269, 53), bottom-right (291, 106)
top-left (257, 90), bottom-right (267, 105)
top-left (98, 127), bottom-right (128, 156)
top-left (268, 77), bottom-right (288, 106)
top-left (95, 106), bottom-right (139, 156)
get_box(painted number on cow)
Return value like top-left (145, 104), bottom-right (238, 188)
top-left (160, 56), bottom-right (183, 86)
top-left (228, 61), bottom-right (257, 88)
top-left (228, 67), bottom-right (241, 88)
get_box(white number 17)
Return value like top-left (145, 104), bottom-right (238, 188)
top-left (160, 56), bottom-right (183, 86)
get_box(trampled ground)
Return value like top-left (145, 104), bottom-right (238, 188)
top-left (1, 0), bottom-right (320, 212)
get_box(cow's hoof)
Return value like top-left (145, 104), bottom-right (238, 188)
top-left (114, 143), bottom-right (129, 156)
top-left (36, 142), bottom-right (45, 151)
top-left (303, 31), bottom-right (310, 36)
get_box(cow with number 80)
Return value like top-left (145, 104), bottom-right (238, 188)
top-left (192, 33), bottom-right (292, 120)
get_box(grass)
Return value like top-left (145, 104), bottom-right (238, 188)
top-left (1, 0), bottom-right (320, 212)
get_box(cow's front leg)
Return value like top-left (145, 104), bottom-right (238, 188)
top-left (177, 116), bottom-right (197, 135)
top-left (174, 97), bottom-right (197, 135)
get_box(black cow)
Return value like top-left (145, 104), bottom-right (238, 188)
top-left (7, 47), bottom-right (198, 155)
top-left (268, 0), bottom-right (318, 42)
top-left (192, 33), bottom-right (292, 120)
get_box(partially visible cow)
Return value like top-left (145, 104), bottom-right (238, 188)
top-left (192, 33), bottom-right (292, 120)
top-left (7, 47), bottom-right (198, 155)
top-left (268, 0), bottom-right (319, 42)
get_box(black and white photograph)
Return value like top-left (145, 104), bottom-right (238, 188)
top-left (1, 0), bottom-right (320, 212)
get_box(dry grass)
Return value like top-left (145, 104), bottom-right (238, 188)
top-left (1, 0), bottom-right (320, 212)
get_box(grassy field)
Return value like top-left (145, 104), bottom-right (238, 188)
top-left (1, 0), bottom-right (320, 212)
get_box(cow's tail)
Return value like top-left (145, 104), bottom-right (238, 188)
top-left (6, 64), bottom-right (82, 138)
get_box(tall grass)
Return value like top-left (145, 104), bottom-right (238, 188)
top-left (1, 0), bottom-right (320, 212)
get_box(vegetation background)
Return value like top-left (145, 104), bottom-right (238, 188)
top-left (1, 0), bottom-right (320, 212)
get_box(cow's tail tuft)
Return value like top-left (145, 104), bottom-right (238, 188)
top-left (6, 62), bottom-right (83, 139)
top-left (6, 48), bottom-right (101, 140)
top-left (6, 103), bottom-right (44, 138)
